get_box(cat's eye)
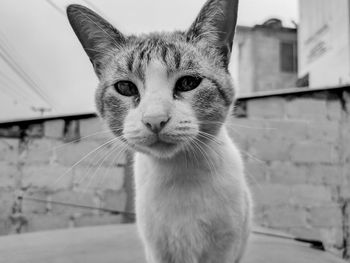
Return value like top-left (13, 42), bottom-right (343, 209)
top-left (114, 81), bottom-right (139, 97)
top-left (175, 76), bottom-right (202, 92)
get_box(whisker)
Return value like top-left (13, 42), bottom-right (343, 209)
top-left (95, 142), bottom-right (128, 187)
top-left (228, 123), bottom-right (275, 130)
top-left (187, 141), bottom-right (201, 169)
top-left (196, 120), bottom-right (268, 167)
top-left (75, 143), bottom-right (117, 188)
top-left (83, 143), bottom-right (124, 192)
top-left (195, 136), bottom-right (220, 174)
top-left (224, 126), bottom-right (242, 139)
top-left (199, 120), bottom-right (274, 131)
top-left (52, 136), bottom-right (121, 186)
top-left (199, 141), bottom-right (218, 178)
top-left (183, 142), bottom-right (200, 168)
top-left (184, 142), bottom-right (199, 168)
top-left (196, 135), bottom-right (222, 160)
top-left (247, 117), bottom-right (311, 124)
top-left (97, 142), bottom-right (129, 189)
top-left (197, 131), bottom-right (221, 146)
top-left (239, 149), bottom-right (266, 164)
top-left (191, 138), bottom-right (217, 177)
top-left (49, 130), bottom-right (115, 153)
top-left (75, 139), bottom-right (127, 188)
top-left (244, 170), bottom-right (263, 190)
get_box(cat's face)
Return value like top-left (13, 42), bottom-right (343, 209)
top-left (67, 0), bottom-right (239, 159)
top-left (96, 35), bottom-right (234, 158)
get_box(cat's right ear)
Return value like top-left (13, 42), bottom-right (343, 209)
top-left (66, 5), bottom-right (125, 77)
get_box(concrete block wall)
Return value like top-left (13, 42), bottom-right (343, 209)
top-left (0, 116), bottom-right (128, 235)
top-left (231, 88), bottom-right (350, 257)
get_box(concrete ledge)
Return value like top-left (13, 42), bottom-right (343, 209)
top-left (237, 85), bottom-right (349, 100)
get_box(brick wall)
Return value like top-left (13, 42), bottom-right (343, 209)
top-left (231, 87), bottom-right (350, 257)
top-left (0, 116), bottom-right (129, 235)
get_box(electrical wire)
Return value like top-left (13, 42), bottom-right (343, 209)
top-left (0, 49), bottom-right (52, 108)
top-left (0, 40), bottom-right (39, 104)
top-left (0, 85), bottom-right (19, 104)
top-left (0, 31), bottom-right (55, 109)
top-left (45, 0), bottom-right (65, 16)
top-left (20, 196), bottom-right (135, 217)
top-left (0, 81), bottom-right (23, 105)
top-left (0, 71), bottom-right (40, 106)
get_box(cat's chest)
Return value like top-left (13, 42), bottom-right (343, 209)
top-left (134, 154), bottom-right (240, 216)
top-left (134, 161), bottom-right (241, 254)
top-left (136, 163), bottom-right (214, 206)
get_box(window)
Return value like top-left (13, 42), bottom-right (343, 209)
top-left (280, 42), bottom-right (297, 73)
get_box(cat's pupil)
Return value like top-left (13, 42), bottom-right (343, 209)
top-left (114, 81), bottom-right (138, 97)
top-left (175, 76), bottom-right (202, 92)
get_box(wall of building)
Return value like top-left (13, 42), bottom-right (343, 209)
top-left (231, 27), bottom-right (254, 94)
top-left (253, 29), bottom-right (298, 92)
top-left (231, 87), bottom-right (350, 257)
top-left (232, 27), bottom-right (252, 95)
top-left (232, 25), bottom-right (298, 95)
top-left (298, 0), bottom-right (350, 88)
top-left (0, 87), bottom-right (350, 258)
top-left (0, 116), bottom-right (129, 235)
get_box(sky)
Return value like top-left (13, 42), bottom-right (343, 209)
top-left (0, 0), bottom-right (298, 122)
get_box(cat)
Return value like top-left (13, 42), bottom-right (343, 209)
top-left (66, 0), bottom-right (252, 262)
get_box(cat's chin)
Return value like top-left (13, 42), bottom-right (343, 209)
top-left (128, 140), bottom-right (184, 159)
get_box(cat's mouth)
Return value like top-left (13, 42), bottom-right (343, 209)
top-left (149, 140), bottom-right (177, 150)
top-left (125, 133), bottom-right (189, 158)
top-left (124, 137), bottom-right (179, 159)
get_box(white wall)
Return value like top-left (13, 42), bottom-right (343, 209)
top-left (298, 0), bottom-right (350, 87)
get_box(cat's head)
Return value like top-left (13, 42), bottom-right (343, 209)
top-left (67, 0), bottom-right (239, 159)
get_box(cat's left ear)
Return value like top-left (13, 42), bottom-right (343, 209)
top-left (186, 0), bottom-right (239, 67)
top-left (66, 4), bottom-right (126, 77)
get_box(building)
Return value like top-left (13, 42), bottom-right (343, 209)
top-left (231, 19), bottom-right (298, 95)
top-left (298, 0), bottom-right (350, 88)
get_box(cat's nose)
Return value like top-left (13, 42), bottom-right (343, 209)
top-left (142, 114), bottom-right (171, 133)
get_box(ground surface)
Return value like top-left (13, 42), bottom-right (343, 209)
top-left (0, 224), bottom-right (345, 263)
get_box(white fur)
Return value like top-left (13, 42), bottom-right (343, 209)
top-left (134, 128), bottom-right (252, 263)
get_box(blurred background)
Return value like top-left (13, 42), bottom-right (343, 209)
top-left (0, 0), bottom-right (349, 260)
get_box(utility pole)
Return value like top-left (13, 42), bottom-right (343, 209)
top-left (31, 106), bottom-right (51, 116)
